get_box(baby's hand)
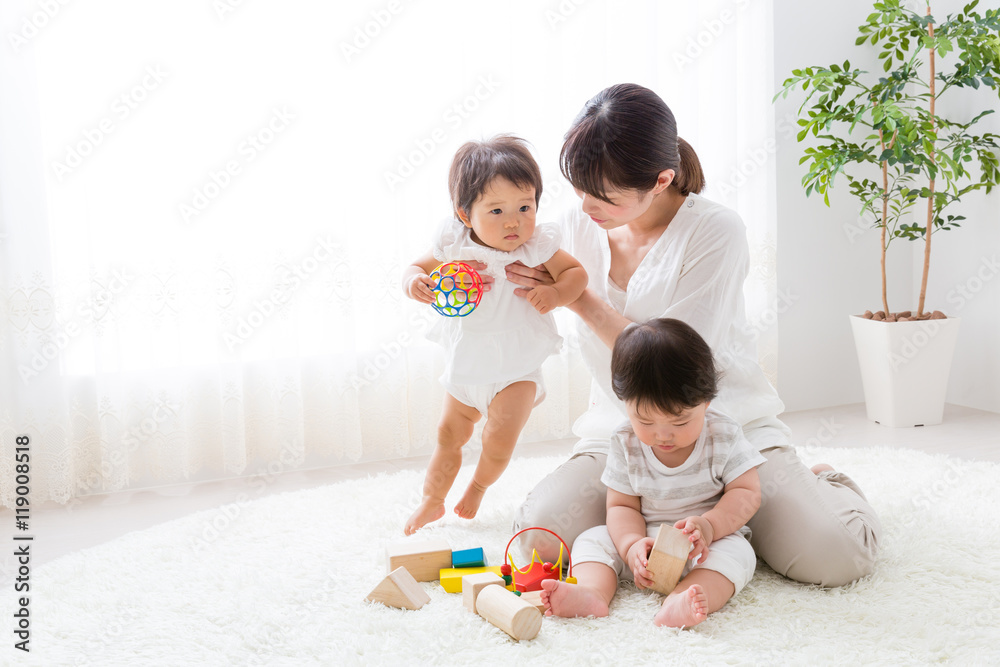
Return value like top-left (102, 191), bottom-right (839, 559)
top-left (526, 285), bottom-right (559, 314)
top-left (626, 537), bottom-right (656, 590)
top-left (674, 516), bottom-right (713, 565)
top-left (405, 273), bottom-right (436, 305)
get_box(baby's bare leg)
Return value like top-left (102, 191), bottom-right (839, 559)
top-left (540, 562), bottom-right (617, 618)
top-left (653, 569), bottom-right (735, 628)
top-left (454, 381), bottom-right (535, 519)
top-left (404, 395), bottom-right (481, 535)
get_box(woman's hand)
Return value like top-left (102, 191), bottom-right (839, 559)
top-left (505, 261), bottom-right (554, 298)
top-left (626, 537), bottom-right (656, 590)
top-left (674, 516), bottom-right (714, 565)
top-left (463, 260), bottom-right (494, 293)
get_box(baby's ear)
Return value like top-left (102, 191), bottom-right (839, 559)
top-left (457, 209), bottom-right (472, 227)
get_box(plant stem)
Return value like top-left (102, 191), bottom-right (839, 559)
top-left (918, 5), bottom-right (936, 316)
top-left (879, 129), bottom-right (890, 315)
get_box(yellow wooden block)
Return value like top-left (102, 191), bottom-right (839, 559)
top-left (439, 565), bottom-right (504, 593)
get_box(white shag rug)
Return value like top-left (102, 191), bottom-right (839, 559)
top-left (8, 446), bottom-right (1000, 666)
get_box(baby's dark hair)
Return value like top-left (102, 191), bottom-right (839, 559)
top-left (611, 318), bottom-right (720, 416)
top-left (448, 134), bottom-right (543, 220)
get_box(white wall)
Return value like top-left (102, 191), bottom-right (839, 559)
top-left (772, 0), bottom-right (1000, 413)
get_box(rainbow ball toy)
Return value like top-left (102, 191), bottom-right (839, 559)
top-left (429, 261), bottom-right (483, 317)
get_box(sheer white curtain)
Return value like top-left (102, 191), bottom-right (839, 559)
top-left (0, 0), bottom-right (777, 507)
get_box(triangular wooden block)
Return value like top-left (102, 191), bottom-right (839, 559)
top-left (646, 524), bottom-right (692, 596)
top-left (366, 566), bottom-right (430, 610)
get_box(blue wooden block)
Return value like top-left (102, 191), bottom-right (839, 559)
top-left (452, 547), bottom-right (487, 569)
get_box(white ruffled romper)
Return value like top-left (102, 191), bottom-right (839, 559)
top-left (426, 217), bottom-right (563, 415)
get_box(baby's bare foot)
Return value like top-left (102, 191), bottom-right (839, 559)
top-left (811, 463), bottom-right (835, 475)
top-left (539, 579), bottom-right (609, 618)
top-left (404, 498), bottom-right (445, 535)
top-left (653, 584), bottom-right (708, 628)
top-left (454, 482), bottom-right (486, 519)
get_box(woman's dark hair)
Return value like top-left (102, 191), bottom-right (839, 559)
top-left (560, 83), bottom-right (705, 203)
top-left (448, 134), bottom-right (543, 219)
top-left (611, 318), bottom-right (719, 416)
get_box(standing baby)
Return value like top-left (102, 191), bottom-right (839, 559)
top-left (402, 134), bottom-right (587, 534)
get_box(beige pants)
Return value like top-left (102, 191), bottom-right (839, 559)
top-left (512, 428), bottom-right (882, 587)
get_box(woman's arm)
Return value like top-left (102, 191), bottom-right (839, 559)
top-left (565, 289), bottom-right (631, 349)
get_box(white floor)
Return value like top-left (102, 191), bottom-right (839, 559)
top-left (31, 402), bottom-right (1000, 569)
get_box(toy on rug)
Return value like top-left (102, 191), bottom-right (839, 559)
top-left (365, 567), bottom-right (430, 610)
top-left (473, 583), bottom-right (542, 641)
top-left (501, 526), bottom-right (577, 592)
top-left (429, 261), bottom-right (483, 317)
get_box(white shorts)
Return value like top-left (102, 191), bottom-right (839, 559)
top-left (573, 523), bottom-right (756, 596)
top-left (441, 369), bottom-right (546, 416)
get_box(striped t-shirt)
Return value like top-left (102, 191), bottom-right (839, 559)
top-left (601, 408), bottom-right (767, 536)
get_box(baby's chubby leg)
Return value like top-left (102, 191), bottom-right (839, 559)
top-left (404, 395), bottom-right (481, 535)
top-left (454, 380), bottom-right (535, 520)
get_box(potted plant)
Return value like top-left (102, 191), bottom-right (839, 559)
top-left (776, 0), bottom-right (1000, 427)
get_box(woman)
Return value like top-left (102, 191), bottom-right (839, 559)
top-left (508, 83), bottom-right (881, 587)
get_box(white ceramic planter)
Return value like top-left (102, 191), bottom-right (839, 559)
top-left (848, 315), bottom-right (961, 428)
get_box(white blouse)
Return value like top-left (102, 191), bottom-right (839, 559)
top-left (559, 193), bottom-right (788, 455)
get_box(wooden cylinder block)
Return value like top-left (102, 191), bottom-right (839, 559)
top-left (475, 585), bottom-right (542, 641)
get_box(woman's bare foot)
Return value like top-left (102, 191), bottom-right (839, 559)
top-left (539, 579), bottom-right (609, 618)
top-left (454, 481), bottom-right (486, 519)
top-left (403, 498), bottom-right (445, 535)
top-left (811, 463), bottom-right (835, 475)
top-left (653, 584), bottom-right (708, 628)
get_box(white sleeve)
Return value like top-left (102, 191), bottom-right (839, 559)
top-left (431, 218), bottom-right (464, 263)
top-left (520, 223), bottom-right (562, 266)
top-left (657, 210), bottom-right (748, 354)
top-left (600, 429), bottom-right (638, 496)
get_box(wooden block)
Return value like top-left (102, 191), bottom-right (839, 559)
top-left (476, 584), bottom-right (542, 640)
top-left (517, 590), bottom-right (547, 614)
top-left (452, 547), bottom-right (486, 569)
top-left (462, 572), bottom-right (504, 612)
top-left (439, 565), bottom-right (504, 593)
top-left (646, 524), bottom-right (692, 596)
top-left (365, 567), bottom-right (430, 610)
top-left (386, 538), bottom-right (452, 582)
